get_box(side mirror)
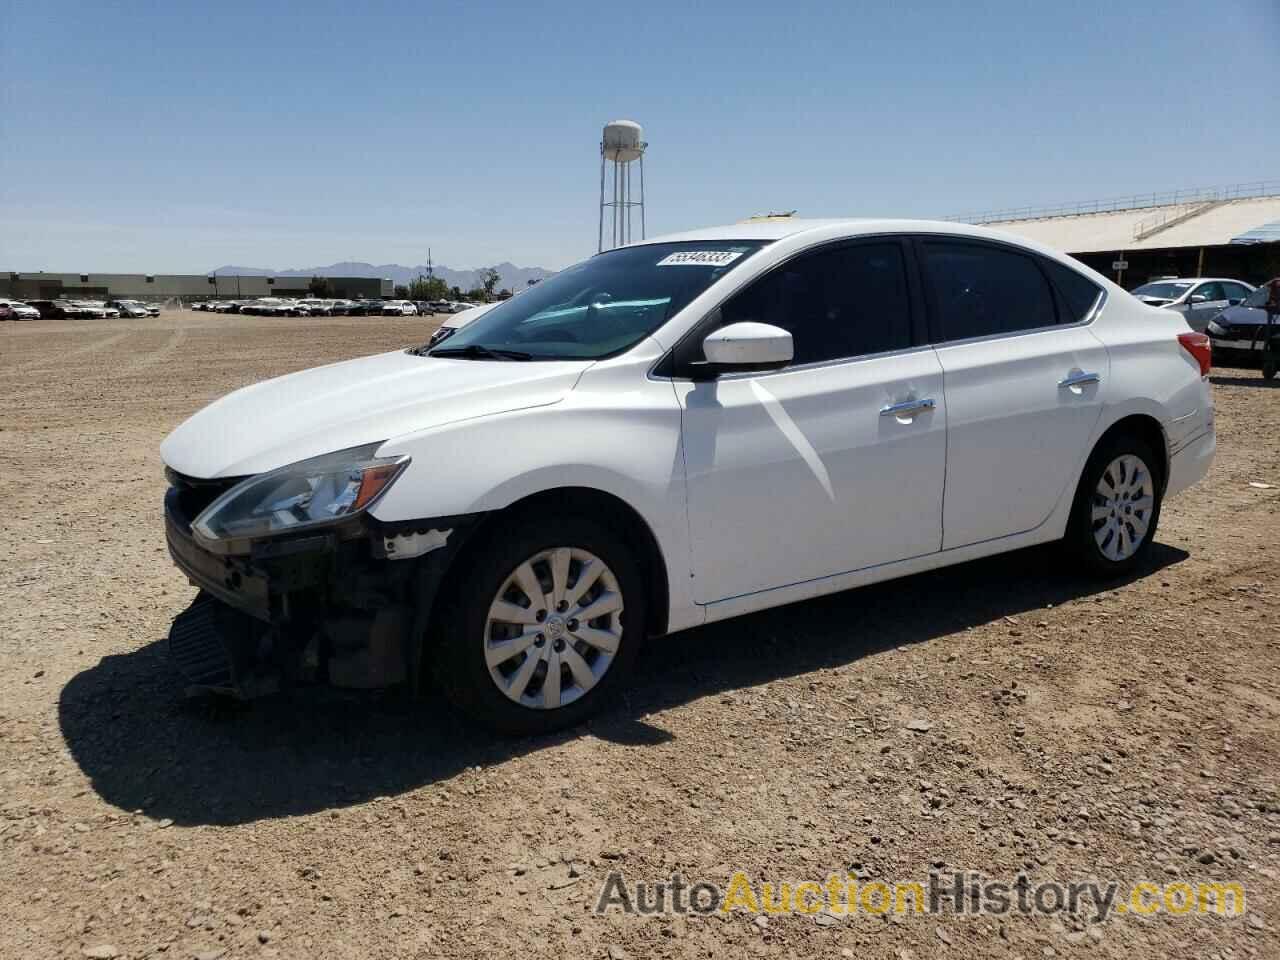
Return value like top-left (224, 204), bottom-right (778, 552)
top-left (1189, 294), bottom-right (1207, 304)
top-left (1227, 298), bottom-right (1242, 306)
top-left (699, 322), bottom-right (793, 376)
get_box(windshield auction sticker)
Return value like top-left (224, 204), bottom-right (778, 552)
top-left (656, 251), bottom-right (745, 267)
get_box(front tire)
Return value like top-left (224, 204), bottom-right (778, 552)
top-left (1064, 433), bottom-right (1163, 577)
top-left (434, 512), bottom-right (645, 735)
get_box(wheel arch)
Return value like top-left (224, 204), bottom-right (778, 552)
top-left (1093, 413), bottom-right (1169, 491)
top-left (450, 485), bottom-right (671, 639)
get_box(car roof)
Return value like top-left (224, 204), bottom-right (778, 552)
top-left (636, 217), bottom-right (1096, 258)
top-left (1136, 277), bottom-right (1245, 285)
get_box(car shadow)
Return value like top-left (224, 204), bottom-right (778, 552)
top-left (1209, 375), bottom-right (1279, 388)
top-left (59, 541), bottom-right (1188, 826)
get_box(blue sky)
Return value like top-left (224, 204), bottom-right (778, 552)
top-left (2, 0), bottom-right (1277, 273)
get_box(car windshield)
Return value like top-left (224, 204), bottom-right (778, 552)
top-left (424, 240), bottom-right (769, 360)
top-left (1132, 281), bottom-right (1193, 299)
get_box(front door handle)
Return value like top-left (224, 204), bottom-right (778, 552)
top-left (880, 397), bottom-right (936, 418)
top-left (1058, 371), bottom-right (1101, 389)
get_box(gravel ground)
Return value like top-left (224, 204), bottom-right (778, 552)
top-left (1, 310), bottom-right (1278, 960)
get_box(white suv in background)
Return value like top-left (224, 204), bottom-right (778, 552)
top-left (161, 219), bottom-right (1215, 735)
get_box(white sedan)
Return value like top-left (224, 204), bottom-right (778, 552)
top-left (381, 300), bottom-right (419, 316)
top-left (161, 218), bottom-right (1215, 734)
top-left (1130, 277), bottom-right (1254, 332)
top-left (0, 299), bottom-right (40, 320)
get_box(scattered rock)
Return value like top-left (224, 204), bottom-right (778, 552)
top-left (905, 719), bottom-right (933, 733)
top-left (82, 947), bottom-right (120, 960)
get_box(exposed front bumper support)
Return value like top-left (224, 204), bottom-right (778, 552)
top-left (164, 487), bottom-right (479, 698)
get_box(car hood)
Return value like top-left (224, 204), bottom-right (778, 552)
top-left (1213, 304), bottom-right (1267, 326)
top-left (161, 349), bottom-right (590, 478)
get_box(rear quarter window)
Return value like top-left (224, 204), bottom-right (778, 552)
top-left (1041, 259), bottom-right (1103, 323)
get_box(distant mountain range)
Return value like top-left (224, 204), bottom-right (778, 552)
top-left (212, 261), bottom-right (555, 293)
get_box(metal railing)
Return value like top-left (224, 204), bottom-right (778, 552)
top-left (948, 179), bottom-right (1280, 225)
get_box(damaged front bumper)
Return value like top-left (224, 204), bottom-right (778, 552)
top-left (163, 476), bottom-right (473, 699)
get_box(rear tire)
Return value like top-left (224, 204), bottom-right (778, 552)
top-left (1064, 433), bottom-right (1163, 578)
top-left (434, 511), bottom-right (645, 736)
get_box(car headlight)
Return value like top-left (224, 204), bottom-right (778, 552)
top-left (191, 443), bottom-right (409, 547)
top-left (1206, 320), bottom-right (1227, 336)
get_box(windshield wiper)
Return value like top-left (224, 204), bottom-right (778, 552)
top-left (429, 344), bottom-right (533, 361)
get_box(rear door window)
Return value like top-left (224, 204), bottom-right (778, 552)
top-left (1221, 282), bottom-right (1251, 303)
top-left (922, 240), bottom-right (1057, 341)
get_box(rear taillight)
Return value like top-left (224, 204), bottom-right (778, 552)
top-left (1178, 332), bottom-right (1211, 377)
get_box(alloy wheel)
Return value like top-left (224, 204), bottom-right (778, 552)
top-left (1091, 454), bottom-right (1155, 562)
top-left (484, 547), bottom-right (624, 710)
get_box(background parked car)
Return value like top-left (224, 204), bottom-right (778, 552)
top-left (297, 299), bottom-right (332, 316)
top-left (0, 299), bottom-right (41, 320)
top-left (81, 301), bottom-right (121, 318)
top-left (69, 301), bottom-right (107, 319)
top-left (1130, 277), bottom-right (1254, 331)
top-left (1206, 280), bottom-right (1280, 361)
top-left (243, 297), bottom-right (306, 317)
top-left (27, 300), bottom-right (65, 319)
top-left (347, 299), bottom-right (383, 317)
top-left (29, 299), bottom-right (96, 319)
top-left (381, 299), bottom-right (418, 316)
top-left (107, 299), bottom-right (150, 318)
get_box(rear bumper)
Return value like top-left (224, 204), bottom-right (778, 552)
top-left (1208, 336), bottom-right (1261, 352)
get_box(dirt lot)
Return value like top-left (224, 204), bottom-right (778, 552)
top-left (1, 310), bottom-right (1278, 960)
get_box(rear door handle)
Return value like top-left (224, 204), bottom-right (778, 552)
top-left (880, 397), bottom-right (936, 418)
top-left (1058, 371), bottom-right (1101, 389)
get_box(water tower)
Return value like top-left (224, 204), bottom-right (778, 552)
top-left (598, 120), bottom-right (647, 252)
